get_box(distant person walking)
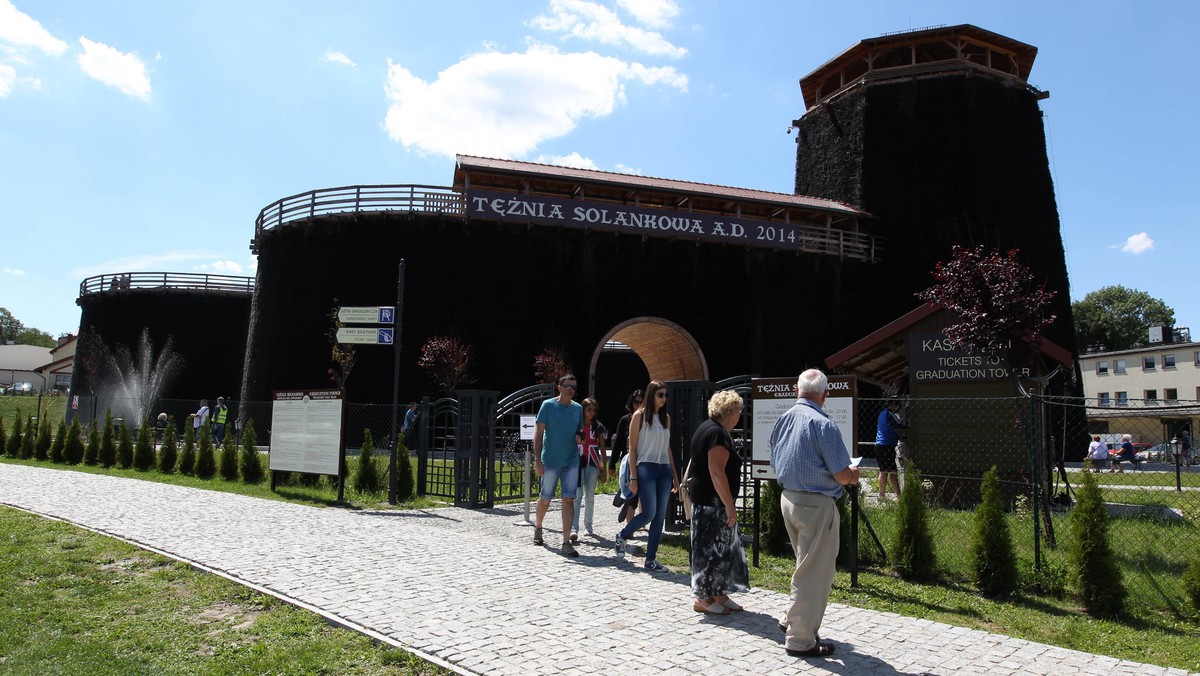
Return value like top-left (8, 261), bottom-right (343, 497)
top-left (609, 389), bottom-right (642, 470)
top-left (874, 399), bottom-right (908, 500)
top-left (210, 397), bottom-right (229, 446)
top-left (615, 380), bottom-right (678, 573)
top-left (571, 398), bottom-right (608, 540)
top-left (769, 369), bottom-right (860, 659)
top-left (533, 374), bottom-right (584, 557)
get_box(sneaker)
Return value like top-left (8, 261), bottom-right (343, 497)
top-left (584, 525), bottom-right (594, 536)
top-left (644, 559), bottom-right (668, 573)
top-left (615, 532), bottom-right (627, 559)
top-left (533, 527), bottom-right (544, 546)
top-left (562, 540), bottom-right (579, 557)
top-left (570, 531), bottom-right (579, 542)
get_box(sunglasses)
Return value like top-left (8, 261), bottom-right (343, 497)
top-left (561, 383), bottom-right (577, 390)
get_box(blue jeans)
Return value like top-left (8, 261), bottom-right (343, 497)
top-left (573, 465), bottom-right (600, 533)
top-left (619, 461), bottom-right (673, 561)
top-left (539, 462), bottom-right (579, 501)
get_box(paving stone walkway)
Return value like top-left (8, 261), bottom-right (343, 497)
top-left (0, 464), bottom-right (1191, 675)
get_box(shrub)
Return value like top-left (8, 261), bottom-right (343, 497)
top-left (218, 433), bottom-right (238, 481)
top-left (971, 466), bottom-right (1018, 598)
top-left (98, 410), bottom-right (116, 468)
top-left (758, 480), bottom-right (792, 556)
top-left (891, 466), bottom-right (936, 580)
top-left (157, 420), bottom-right (178, 474)
top-left (836, 490), bottom-right (853, 568)
top-left (133, 419), bottom-right (155, 471)
top-left (239, 419), bottom-right (263, 484)
top-left (0, 416), bottom-right (6, 457)
top-left (397, 438), bottom-right (414, 502)
top-left (1183, 556), bottom-right (1200, 611)
top-left (117, 422), bottom-right (134, 469)
top-left (34, 417), bottom-right (52, 460)
top-left (4, 415), bottom-right (20, 458)
top-left (195, 425), bottom-right (217, 479)
top-left (83, 421), bottom-right (100, 466)
top-left (1069, 468), bottom-right (1126, 617)
top-left (179, 425), bottom-right (196, 476)
top-left (19, 414), bottom-right (35, 459)
top-left (49, 420), bottom-right (66, 463)
top-left (297, 472), bottom-right (323, 487)
top-left (64, 419), bottom-right (85, 464)
top-left (354, 430), bottom-right (381, 494)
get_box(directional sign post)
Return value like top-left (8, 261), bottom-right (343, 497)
top-left (335, 327), bottom-right (394, 345)
top-left (338, 306), bottom-right (396, 324)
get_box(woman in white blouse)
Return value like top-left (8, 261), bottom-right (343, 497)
top-left (614, 380), bottom-right (680, 572)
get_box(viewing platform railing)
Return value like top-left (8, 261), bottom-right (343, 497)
top-left (79, 272), bottom-right (255, 298)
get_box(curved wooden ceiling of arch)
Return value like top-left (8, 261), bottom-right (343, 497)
top-left (610, 320), bottom-right (707, 382)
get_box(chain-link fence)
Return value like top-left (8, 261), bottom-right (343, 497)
top-left (850, 394), bottom-right (1199, 615)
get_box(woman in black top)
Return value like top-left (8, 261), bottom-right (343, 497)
top-left (608, 389), bottom-right (643, 469)
top-left (688, 389), bottom-right (750, 615)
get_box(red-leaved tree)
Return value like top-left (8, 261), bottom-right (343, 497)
top-left (418, 336), bottom-right (474, 395)
top-left (532, 349), bottom-right (572, 384)
top-left (916, 245), bottom-right (1057, 358)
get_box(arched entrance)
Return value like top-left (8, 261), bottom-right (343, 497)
top-left (588, 318), bottom-right (708, 397)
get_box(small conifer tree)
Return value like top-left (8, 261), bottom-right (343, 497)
top-left (0, 416), bottom-right (6, 457)
top-left (397, 437), bottom-right (415, 501)
top-left (157, 420), bottom-right (178, 473)
top-left (117, 422), bottom-right (134, 469)
top-left (64, 418), bottom-right (85, 464)
top-left (195, 424), bottom-right (216, 479)
top-left (757, 480), bottom-right (792, 555)
top-left (1182, 556), bottom-right (1200, 611)
top-left (354, 429), bottom-right (381, 493)
top-left (98, 410), bottom-right (117, 467)
top-left (133, 419), bottom-right (155, 471)
top-left (19, 414), bottom-right (35, 459)
top-left (971, 466), bottom-right (1018, 598)
top-left (83, 421), bottom-right (100, 465)
top-left (891, 466), bottom-right (936, 580)
top-left (1069, 468), bottom-right (1126, 617)
top-left (179, 424), bottom-right (196, 476)
top-left (239, 419), bottom-right (264, 484)
top-left (4, 415), bottom-right (20, 458)
top-left (218, 432), bottom-right (238, 481)
top-left (49, 420), bottom-right (66, 463)
top-left (35, 417), bottom-right (52, 460)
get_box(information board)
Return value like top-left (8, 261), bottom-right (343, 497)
top-left (750, 375), bottom-right (856, 481)
top-left (268, 389), bottom-right (344, 475)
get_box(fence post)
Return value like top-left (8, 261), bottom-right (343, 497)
top-left (1027, 390), bottom-right (1041, 573)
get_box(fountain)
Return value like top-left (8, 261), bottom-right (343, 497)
top-left (94, 328), bottom-right (184, 426)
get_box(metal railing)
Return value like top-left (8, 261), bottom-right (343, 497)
top-left (253, 184), bottom-right (464, 245)
top-left (79, 272), bottom-right (254, 298)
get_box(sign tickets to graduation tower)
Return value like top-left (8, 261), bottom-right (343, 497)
top-left (750, 375), bottom-right (857, 481)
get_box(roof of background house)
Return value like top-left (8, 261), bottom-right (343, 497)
top-left (0, 344), bottom-right (54, 372)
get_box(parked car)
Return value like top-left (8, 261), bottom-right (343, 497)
top-left (1137, 444), bottom-right (1174, 461)
top-left (9, 382), bottom-right (32, 395)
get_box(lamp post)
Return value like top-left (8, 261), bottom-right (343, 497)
top-left (1172, 436), bottom-right (1182, 493)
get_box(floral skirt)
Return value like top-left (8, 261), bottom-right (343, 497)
top-left (690, 504), bottom-right (750, 599)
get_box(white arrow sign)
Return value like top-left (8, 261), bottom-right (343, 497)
top-left (336, 327), bottom-right (394, 345)
top-left (338, 306), bottom-right (396, 324)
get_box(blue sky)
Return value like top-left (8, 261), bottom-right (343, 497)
top-left (1, 1), bottom-right (1197, 340)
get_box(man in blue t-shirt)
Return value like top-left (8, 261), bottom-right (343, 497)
top-left (533, 374), bottom-right (584, 557)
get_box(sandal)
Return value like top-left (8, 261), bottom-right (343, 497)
top-left (692, 600), bottom-right (729, 615)
top-left (720, 599), bottom-right (744, 612)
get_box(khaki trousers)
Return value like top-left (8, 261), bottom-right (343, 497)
top-left (780, 489), bottom-right (839, 652)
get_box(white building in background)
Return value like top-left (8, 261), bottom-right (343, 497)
top-left (1078, 328), bottom-right (1199, 443)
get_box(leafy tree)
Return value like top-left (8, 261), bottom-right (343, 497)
top-left (157, 420), bottom-right (178, 474)
top-left (971, 467), bottom-right (1018, 598)
top-left (354, 429), bottom-right (380, 494)
top-left (98, 410), bottom-right (117, 468)
top-left (891, 466), bottom-right (936, 581)
top-left (916, 246), bottom-right (1057, 357)
top-left (49, 420), bottom-right (66, 463)
top-left (239, 419), bottom-right (264, 484)
top-left (133, 419), bottom-right (155, 471)
top-left (15, 328), bottom-right (55, 348)
top-left (397, 438), bottom-right (414, 502)
top-left (532, 348), bottom-right (572, 384)
top-left (418, 335), bottom-right (474, 395)
top-left (218, 433), bottom-right (238, 481)
top-left (5, 415), bottom-right (22, 457)
top-left (116, 422), bottom-right (134, 469)
top-left (1072, 285), bottom-right (1175, 352)
top-left (64, 419), bottom-right (85, 464)
top-left (195, 425), bottom-right (217, 479)
top-left (34, 416), bottom-right (51, 460)
top-left (83, 421), bottom-right (100, 465)
top-left (1069, 468), bottom-right (1125, 617)
top-left (19, 414), bottom-right (35, 459)
top-left (0, 307), bottom-right (23, 343)
top-left (179, 425), bottom-right (196, 476)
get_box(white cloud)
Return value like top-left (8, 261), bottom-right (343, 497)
top-left (204, 260), bottom-right (245, 275)
top-left (532, 0), bottom-right (686, 58)
top-left (3, 266), bottom-right (26, 275)
top-left (535, 152), bottom-right (599, 169)
top-left (615, 0), bottom-right (679, 30)
top-left (0, 63), bottom-right (14, 95)
top-left (323, 49), bottom-right (356, 67)
top-left (0, 1), bottom-right (68, 56)
top-left (1121, 232), bottom-right (1155, 254)
top-left (76, 36), bottom-right (151, 101)
top-left (69, 251), bottom-right (225, 279)
top-left (611, 163), bottom-right (643, 175)
top-left (383, 44), bottom-right (686, 158)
